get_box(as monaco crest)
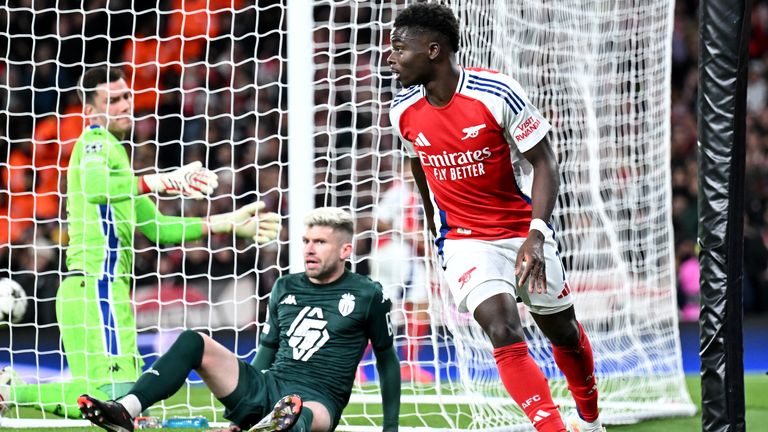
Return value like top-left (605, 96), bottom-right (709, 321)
top-left (338, 293), bottom-right (355, 316)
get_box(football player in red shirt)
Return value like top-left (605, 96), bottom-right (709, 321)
top-left (387, 4), bottom-right (603, 432)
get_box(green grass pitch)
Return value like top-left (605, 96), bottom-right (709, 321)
top-left (2, 374), bottom-right (766, 431)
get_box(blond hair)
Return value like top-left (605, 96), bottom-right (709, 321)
top-left (304, 207), bottom-right (354, 241)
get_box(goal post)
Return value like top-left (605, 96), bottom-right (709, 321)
top-left (0, 0), bottom-right (694, 430)
top-left (286, 1), bottom-right (315, 274)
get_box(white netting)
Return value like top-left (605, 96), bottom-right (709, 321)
top-left (1, 0), bottom-right (290, 427)
top-left (317, 0), bottom-right (695, 430)
top-left (0, 0), bottom-right (694, 430)
top-left (407, 0), bottom-right (694, 429)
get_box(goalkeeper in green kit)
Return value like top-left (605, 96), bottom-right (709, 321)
top-left (0, 67), bottom-right (281, 418)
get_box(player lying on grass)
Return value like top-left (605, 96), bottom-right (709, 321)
top-left (78, 207), bottom-right (401, 432)
top-left (0, 66), bottom-right (281, 419)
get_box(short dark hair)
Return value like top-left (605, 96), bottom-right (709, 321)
top-left (78, 67), bottom-right (125, 104)
top-left (394, 3), bottom-right (460, 53)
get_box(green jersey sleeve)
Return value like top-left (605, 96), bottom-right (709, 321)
top-left (78, 128), bottom-right (140, 204)
top-left (365, 283), bottom-right (394, 352)
top-left (260, 280), bottom-right (282, 349)
top-left (134, 196), bottom-right (203, 243)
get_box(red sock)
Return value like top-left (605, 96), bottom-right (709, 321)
top-left (406, 316), bottom-right (429, 361)
top-left (552, 322), bottom-right (599, 422)
top-left (494, 342), bottom-right (566, 432)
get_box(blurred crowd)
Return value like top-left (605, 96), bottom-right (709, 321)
top-left (672, 0), bottom-right (768, 319)
top-left (0, 0), bottom-right (294, 326)
top-left (0, 0), bottom-right (766, 330)
top-left (0, 0), bottom-right (399, 328)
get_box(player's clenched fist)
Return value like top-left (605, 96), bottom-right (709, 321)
top-left (139, 161), bottom-right (219, 199)
top-left (208, 201), bottom-right (282, 244)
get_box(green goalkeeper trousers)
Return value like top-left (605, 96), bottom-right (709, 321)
top-left (56, 274), bottom-right (143, 383)
top-left (12, 275), bottom-right (142, 417)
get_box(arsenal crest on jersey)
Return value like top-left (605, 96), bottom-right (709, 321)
top-left (338, 293), bottom-right (355, 316)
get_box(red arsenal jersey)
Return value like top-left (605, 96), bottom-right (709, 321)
top-left (389, 67), bottom-right (551, 243)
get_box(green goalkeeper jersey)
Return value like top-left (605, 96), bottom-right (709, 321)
top-left (66, 125), bottom-right (203, 278)
top-left (260, 270), bottom-right (394, 411)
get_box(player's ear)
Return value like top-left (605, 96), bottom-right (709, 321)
top-left (339, 242), bottom-right (353, 261)
top-left (428, 41), bottom-right (441, 60)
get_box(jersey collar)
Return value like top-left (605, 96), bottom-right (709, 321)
top-left (456, 66), bottom-right (466, 94)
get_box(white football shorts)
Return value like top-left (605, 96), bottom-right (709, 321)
top-left (439, 235), bottom-right (573, 315)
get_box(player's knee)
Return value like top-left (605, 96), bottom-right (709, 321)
top-left (302, 401), bottom-right (331, 432)
top-left (173, 330), bottom-right (206, 367)
top-left (483, 320), bottom-right (524, 347)
top-left (548, 319), bottom-right (580, 348)
top-left (175, 329), bottom-right (205, 347)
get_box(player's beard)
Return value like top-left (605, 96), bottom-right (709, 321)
top-left (107, 117), bottom-right (133, 139)
top-left (305, 262), bottom-right (330, 280)
top-left (305, 259), bottom-right (342, 283)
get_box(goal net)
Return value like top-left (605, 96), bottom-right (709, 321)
top-left (0, 0), bottom-right (694, 430)
top-left (398, 0), bottom-right (697, 429)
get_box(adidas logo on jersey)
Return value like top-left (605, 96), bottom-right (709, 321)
top-left (414, 132), bottom-right (432, 147)
top-left (461, 123), bottom-right (486, 140)
top-left (280, 295), bottom-right (297, 305)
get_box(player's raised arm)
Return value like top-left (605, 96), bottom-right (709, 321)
top-left (133, 197), bottom-right (281, 245)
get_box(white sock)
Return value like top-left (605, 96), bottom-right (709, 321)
top-left (118, 394), bottom-right (142, 418)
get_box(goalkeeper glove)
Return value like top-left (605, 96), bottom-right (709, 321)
top-left (208, 201), bottom-right (281, 244)
top-left (139, 161), bottom-right (219, 199)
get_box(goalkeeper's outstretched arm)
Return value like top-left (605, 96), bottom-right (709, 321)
top-left (135, 198), bottom-right (281, 245)
top-left (134, 196), bottom-right (204, 243)
top-left (80, 141), bottom-right (279, 244)
top-left (205, 201), bottom-right (281, 245)
top-left (82, 151), bottom-right (219, 204)
top-left (138, 161), bottom-right (218, 199)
